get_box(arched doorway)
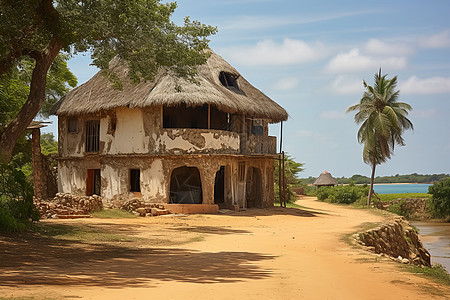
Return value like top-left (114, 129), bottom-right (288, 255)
top-left (214, 166), bottom-right (225, 205)
top-left (246, 167), bottom-right (262, 208)
top-left (170, 166), bottom-right (202, 204)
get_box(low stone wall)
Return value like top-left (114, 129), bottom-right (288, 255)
top-left (355, 216), bottom-right (431, 267)
top-left (34, 193), bottom-right (103, 219)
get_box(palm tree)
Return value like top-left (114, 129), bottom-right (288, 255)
top-left (346, 69), bottom-right (413, 206)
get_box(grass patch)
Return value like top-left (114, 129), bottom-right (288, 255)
top-left (403, 263), bottom-right (450, 286)
top-left (378, 193), bottom-right (430, 202)
top-left (35, 223), bottom-right (139, 243)
top-left (90, 209), bottom-right (137, 219)
top-left (274, 202), bottom-right (302, 209)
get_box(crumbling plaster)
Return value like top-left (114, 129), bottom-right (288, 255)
top-left (57, 105), bottom-right (276, 208)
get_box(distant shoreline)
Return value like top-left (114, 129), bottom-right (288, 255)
top-left (373, 183), bottom-right (431, 185)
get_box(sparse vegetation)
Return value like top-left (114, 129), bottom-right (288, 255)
top-left (403, 264), bottom-right (450, 286)
top-left (377, 193), bottom-right (431, 202)
top-left (90, 209), bottom-right (137, 219)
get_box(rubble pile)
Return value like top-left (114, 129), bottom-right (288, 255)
top-left (34, 193), bottom-right (103, 219)
top-left (120, 199), bottom-right (171, 217)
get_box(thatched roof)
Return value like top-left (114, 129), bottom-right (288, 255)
top-left (314, 171), bottom-right (338, 186)
top-left (51, 51), bottom-right (288, 123)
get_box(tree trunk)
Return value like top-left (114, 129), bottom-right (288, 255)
top-left (0, 39), bottom-right (62, 163)
top-left (367, 160), bottom-right (376, 206)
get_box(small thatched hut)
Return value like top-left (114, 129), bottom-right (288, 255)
top-left (51, 50), bottom-right (288, 213)
top-left (314, 171), bottom-right (338, 187)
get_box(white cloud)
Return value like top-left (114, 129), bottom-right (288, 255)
top-left (320, 110), bottom-right (347, 120)
top-left (219, 11), bottom-right (378, 31)
top-left (273, 77), bottom-right (300, 90)
top-left (418, 30), bottom-right (450, 48)
top-left (363, 38), bottom-right (414, 56)
top-left (221, 39), bottom-right (325, 66)
top-left (326, 48), bottom-right (407, 73)
top-left (411, 109), bottom-right (438, 118)
top-left (331, 75), bottom-right (363, 95)
top-left (400, 76), bottom-right (450, 94)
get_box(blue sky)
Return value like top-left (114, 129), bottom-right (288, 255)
top-left (43, 0), bottom-right (450, 178)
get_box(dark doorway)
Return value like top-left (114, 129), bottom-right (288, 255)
top-left (86, 169), bottom-right (101, 196)
top-left (170, 166), bottom-right (203, 204)
top-left (246, 167), bottom-right (262, 208)
top-left (214, 166), bottom-right (225, 205)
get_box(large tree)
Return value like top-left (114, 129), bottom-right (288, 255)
top-left (346, 70), bottom-right (413, 206)
top-left (0, 0), bottom-right (216, 163)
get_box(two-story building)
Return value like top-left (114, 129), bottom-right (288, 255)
top-left (51, 51), bottom-right (288, 212)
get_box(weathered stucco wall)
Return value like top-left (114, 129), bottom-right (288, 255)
top-left (157, 129), bottom-right (240, 154)
top-left (57, 106), bottom-right (276, 210)
top-left (57, 155), bottom-right (275, 209)
top-left (103, 107), bottom-right (150, 154)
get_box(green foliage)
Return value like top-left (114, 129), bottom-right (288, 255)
top-left (0, 55), bottom-right (77, 126)
top-left (0, 1), bottom-right (217, 82)
top-left (40, 133), bottom-right (58, 155)
top-left (316, 185), bottom-right (369, 204)
top-left (428, 179), bottom-right (450, 219)
top-left (304, 174), bottom-right (448, 185)
top-left (0, 162), bottom-right (39, 232)
top-left (377, 193), bottom-right (431, 202)
top-left (274, 154), bottom-right (304, 203)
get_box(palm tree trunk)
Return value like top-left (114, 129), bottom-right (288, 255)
top-left (367, 160), bottom-right (376, 206)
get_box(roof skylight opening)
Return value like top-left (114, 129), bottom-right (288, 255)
top-left (219, 71), bottom-right (240, 91)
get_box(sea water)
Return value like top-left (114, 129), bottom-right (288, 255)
top-left (373, 184), bottom-right (431, 194)
top-left (411, 221), bottom-right (450, 272)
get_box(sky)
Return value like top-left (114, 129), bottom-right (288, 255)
top-left (42, 0), bottom-right (450, 178)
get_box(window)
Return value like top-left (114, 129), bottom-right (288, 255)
top-left (68, 118), bottom-right (78, 133)
top-left (251, 119), bottom-right (264, 136)
top-left (130, 169), bottom-right (141, 192)
top-left (163, 104), bottom-right (208, 129)
top-left (85, 120), bottom-right (100, 152)
top-left (110, 117), bottom-right (117, 132)
top-left (219, 71), bottom-right (239, 90)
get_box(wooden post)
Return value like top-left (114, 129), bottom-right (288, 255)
top-left (208, 104), bottom-right (211, 129)
top-left (279, 154), bottom-right (282, 207)
top-left (282, 151), bottom-right (286, 208)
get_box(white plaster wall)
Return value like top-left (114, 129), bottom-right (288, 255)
top-left (58, 163), bottom-right (85, 194)
top-left (141, 159), bottom-right (166, 200)
top-left (103, 107), bottom-right (150, 154)
top-left (101, 164), bottom-right (122, 199)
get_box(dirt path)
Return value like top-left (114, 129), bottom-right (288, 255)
top-left (1, 197), bottom-right (448, 299)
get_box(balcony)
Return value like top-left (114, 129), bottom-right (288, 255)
top-left (157, 129), bottom-right (240, 155)
top-left (240, 134), bottom-right (277, 155)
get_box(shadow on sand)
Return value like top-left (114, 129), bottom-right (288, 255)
top-left (0, 233), bottom-right (275, 288)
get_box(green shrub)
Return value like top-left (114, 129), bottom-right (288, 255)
top-left (0, 163), bottom-right (39, 232)
top-left (316, 185), bottom-right (369, 204)
top-left (429, 179), bottom-right (450, 219)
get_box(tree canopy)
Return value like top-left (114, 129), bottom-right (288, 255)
top-left (0, 0), bottom-right (217, 162)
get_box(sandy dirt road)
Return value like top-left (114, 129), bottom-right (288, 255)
top-left (0, 196), bottom-right (448, 299)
